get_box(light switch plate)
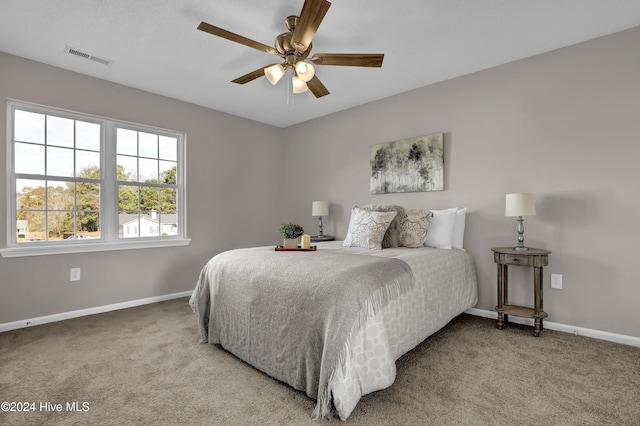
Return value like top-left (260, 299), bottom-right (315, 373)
top-left (70, 268), bottom-right (81, 281)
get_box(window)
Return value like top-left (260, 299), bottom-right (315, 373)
top-left (2, 101), bottom-right (189, 257)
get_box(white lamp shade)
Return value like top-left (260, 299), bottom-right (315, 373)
top-left (505, 192), bottom-right (536, 217)
top-left (295, 61), bottom-right (315, 82)
top-left (312, 201), bottom-right (329, 217)
top-left (292, 76), bottom-right (308, 94)
top-left (264, 64), bottom-right (285, 85)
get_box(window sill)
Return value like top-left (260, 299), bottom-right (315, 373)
top-left (0, 238), bottom-right (191, 258)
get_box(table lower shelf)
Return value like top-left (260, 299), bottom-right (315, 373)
top-left (497, 304), bottom-right (548, 319)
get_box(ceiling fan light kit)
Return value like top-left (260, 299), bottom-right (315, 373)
top-left (292, 76), bottom-right (309, 94)
top-left (197, 0), bottom-right (384, 98)
top-left (265, 64), bottom-right (285, 85)
top-left (294, 61), bottom-right (315, 82)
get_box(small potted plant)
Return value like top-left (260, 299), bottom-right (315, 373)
top-left (280, 222), bottom-right (304, 248)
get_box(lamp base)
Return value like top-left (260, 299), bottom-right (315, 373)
top-left (513, 216), bottom-right (529, 251)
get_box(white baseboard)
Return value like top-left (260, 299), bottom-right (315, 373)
top-left (465, 308), bottom-right (640, 348)
top-left (0, 290), bottom-right (192, 333)
top-left (3, 298), bottom-right (638, 349)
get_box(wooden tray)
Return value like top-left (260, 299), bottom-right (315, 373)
top-left (275, 245), bottom-right (317, 251)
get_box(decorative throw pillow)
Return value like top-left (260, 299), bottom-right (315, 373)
top-left (398, 209), bottom-right (433, 248)
top-left (359, 204), bottom-right (405, 248)
top-left (343, 207), bottom-right (398, 250)
top-left (425, 208), bottom-right (457, 249)
top-left (452, 207), bottom-right (467, 250)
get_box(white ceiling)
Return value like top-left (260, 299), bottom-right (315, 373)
top-left (1, 0), bottom-right (639, 128)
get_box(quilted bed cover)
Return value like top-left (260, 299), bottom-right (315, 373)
top-left (190, 241), bottom-right (477, 420)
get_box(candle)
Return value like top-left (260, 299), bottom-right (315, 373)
top-left (301, 234), bottom-right (311, 249)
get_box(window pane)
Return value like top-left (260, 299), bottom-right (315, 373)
top-left (159, 211), bottom-right (177, 236)
top-left (76, 121), bottom-right (100, 151)
top-left (77, 181), bottom-right (100, 212)
top-left (117, 155), bottom-right (137, 181)
top-left (47, 210), bottom-right (72, 240)
top-left (159, 188), bottom-right (176, 212)
top-left (47, 181), bottom-right (73, 211)
top-left (159, 136), bottom-right (177, 161)
top-left (47, 146), bottom-right (74, 177)
top-left (141, 186), bottom-right (159, 211)
top-left (47, 181), bottom-right (74, 241)
top-left (78, 211), bottom-right (100, 234)
top-left (159, 161), bottom-right (176, 184)
top-left (117, 128), bottom-right (137, 155)
top-left (15, 142), bottom-right (45, 174)
top-left (118, 185), bottom-right (139, 212)
top-left (119, 213), bottom-right (139, 238)
top-left (15, 110), bottom-right (44, 144)
top-left (139, 158), bottom-right (157, 182)
top-left (142, 211), bottom-right (160, 237)
top-left (76, 150), bottom-right (100, 178)
top-left (16, 179), bottom-right (46, 210)
top-left (47, 115), bottom-right (74, 148)
top-left (61, 215), bottom-right (79, 240)
top-left (17, 211), bottom-right (46, 242)
top-left (139, 132), bottom-right (157, 158)
top-left (16, 216), bottom-right (28, 241)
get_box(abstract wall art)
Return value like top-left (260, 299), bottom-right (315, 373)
top-left (370, 132), bottom-right (444, 194)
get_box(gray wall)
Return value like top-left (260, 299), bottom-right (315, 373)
top-left (0, 52), bottom-right (285, 323)
top-left (2, 26), bottom-right (639, 339)
top-left (283, 27), bottom-right (640, 338)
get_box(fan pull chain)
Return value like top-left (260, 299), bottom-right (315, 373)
top-left (286, 68), bottom-right (295, 109)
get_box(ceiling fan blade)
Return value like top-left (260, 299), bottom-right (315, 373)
top-left (291, 0), bottom-right (331, 52)
top-left (198, 21), bottom-right (279, 55)
top-left (306, 75), bottom-right (330, 98)
top-left (311, 53), bottom-right (384, 67)
top-left (231, 64), bottom-right (279, 84)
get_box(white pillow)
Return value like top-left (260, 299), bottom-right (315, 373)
top-left (343, 207), bottom-right (398, 250)
top-left (425, 208), bottom-right (457, 249)
top-left (452, 207), bottom-right (467, 250)
top-left (399, 209), bottom-right (433, 248)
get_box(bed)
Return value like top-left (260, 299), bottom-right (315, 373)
top-left (189, 238), bottom-right (478, 420)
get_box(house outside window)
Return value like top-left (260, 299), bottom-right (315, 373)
top-left (2, 100), bottom-right (189, 257)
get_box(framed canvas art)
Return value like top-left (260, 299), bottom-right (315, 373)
top-left (370, 132), bottom-right (444, 194)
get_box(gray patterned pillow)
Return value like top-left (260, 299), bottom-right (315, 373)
top-left (399, 209), bottom-right (433, 248)
top-left (343, 207), bottom-right (398, 250)
top-left (359, 204), bottom-right (405, 248)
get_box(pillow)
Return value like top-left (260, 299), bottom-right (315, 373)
top-left (425, 208), bottom-right (457, 249)
top-left (452, 207), bottom-right (467, 250)
top-left (359, 204), bottom-right (405, 248)
top-left (399, 209), bottom-right (433, 248)
top-left (343, 207), bottom-right (398, 250)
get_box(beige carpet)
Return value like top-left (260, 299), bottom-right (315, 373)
top-left (1, 297), bottom-right (639, 426)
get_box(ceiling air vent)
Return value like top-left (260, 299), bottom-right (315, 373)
top-left (64, 45), bottom-right (113, 66)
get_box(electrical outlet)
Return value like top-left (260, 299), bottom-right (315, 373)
top-left (550, 273), bottom-right (562, 289)
top-left (70, 268), bottom-right (81, 282)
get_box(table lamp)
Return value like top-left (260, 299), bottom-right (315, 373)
top-left (505, 192), bottom-right (536, 250)
top-left (312, 201), bottom-right (329, 237)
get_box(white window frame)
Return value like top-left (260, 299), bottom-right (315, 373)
top-left (2, 100), bottom-right (190, 258)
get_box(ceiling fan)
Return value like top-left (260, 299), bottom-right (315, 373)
top-left (197, 0), bottom-right (384, 98)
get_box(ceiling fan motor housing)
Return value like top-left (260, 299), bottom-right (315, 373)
top-left (275, 16), bottom-right (311, 58)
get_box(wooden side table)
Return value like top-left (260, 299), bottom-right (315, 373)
top-left (492, 247), bottom-right (551, 337)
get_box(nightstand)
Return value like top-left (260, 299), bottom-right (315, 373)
top-left (492, 247), bottom-right (551, 337)
top-left (310, 235), bottom-right (335, 242)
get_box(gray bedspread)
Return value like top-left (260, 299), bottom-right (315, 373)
top-left (189, 246), bottom-right (414, 418)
